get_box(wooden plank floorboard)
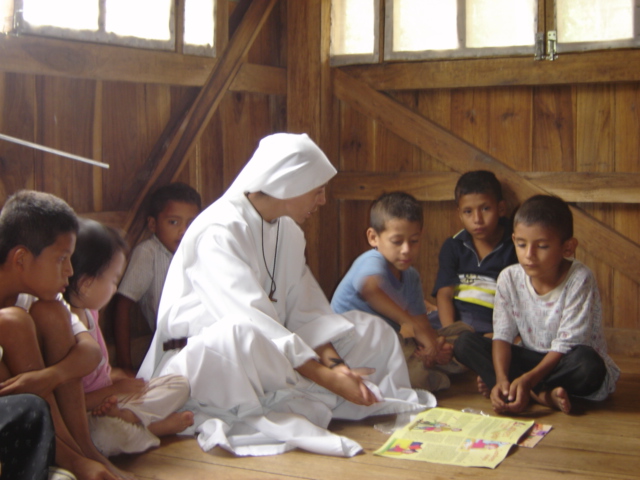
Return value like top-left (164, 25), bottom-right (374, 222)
top-left (113, 355), bottom-right (639, 479)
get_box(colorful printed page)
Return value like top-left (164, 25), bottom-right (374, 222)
top-left (374, 408), bottom-right (536, 469)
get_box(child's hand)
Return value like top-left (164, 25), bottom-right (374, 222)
top-left (490, 380), bottom-right (511, 413)
top-left (0, 369), bottom-right (59, 398)
top-left (435, 338), bottom-right (453, 365)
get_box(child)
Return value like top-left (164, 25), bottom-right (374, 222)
top-left (429, 170), bottom-right (517, 335)
top-left (65, 218), bottom-right (193, 457)
top-left (454, 195), bottom-right (620, 414)
top-left (0, 190), bottom-right (131, 480)
top-left (114, 182), bottom-right (201, 373)
top-left (331, 192), bottom-right (453, 391)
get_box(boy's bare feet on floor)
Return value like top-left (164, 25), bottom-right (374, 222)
top-left (534, 387), bottom-right (572, 414)
top-left (148, 411), bottom-right (195, 437)
top-left (477, 376), bottom-right (490, 398)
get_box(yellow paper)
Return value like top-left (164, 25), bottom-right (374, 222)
top-left (374, 408), bottom-right (535, 469)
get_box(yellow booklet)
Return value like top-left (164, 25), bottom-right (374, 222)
top-left (374, 408), bottom-right (536, 469)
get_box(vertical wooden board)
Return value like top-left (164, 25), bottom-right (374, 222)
top-left (450, 88), bottom-right (490, 154)
top-left (247, 0), bottom-right (285, 66)
top-left (488, 86), bottom-right (533, 172)
top-left (575, 84), bottom-right (615, 326)
top-left (220, 92), bottom-right (273, 188)
top-left (532, 86), bottom-right (576, 172)
top-left (422, 200), bottom-right (459, 302)
top-left (339, 100), bottom-right (376, 172)
top-left (0, 72), bottom-right (37, 198)
top-left (416, 89), bottom-right (453, 171)
top-left (35, 76), bottom-right (95, 211)
top-left (612, 84), bottom-right (640, 329)
top-left (381, 91), bottom-right (420, 172)
top-left (101, 82), bottom-right (172, 211)
top-left (337, 200), bottom-right (371, 284)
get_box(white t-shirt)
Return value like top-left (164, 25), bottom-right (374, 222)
top-left (493, 260), bottom-right (619, 401)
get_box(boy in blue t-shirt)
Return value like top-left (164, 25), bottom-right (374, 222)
top-left (332, 192), bottom-right (457, 391)
top-left (429, 171), bottom-right (517, 335)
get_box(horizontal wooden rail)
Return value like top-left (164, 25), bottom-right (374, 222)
top-left (331, 172), bottom-right (640, 203)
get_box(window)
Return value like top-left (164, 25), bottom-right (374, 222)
top-left (330, 0), bottom-right (379, 65)
top-left (330, 0), bottom-right (640, 65)
top-left (556, 0), bottom-right (639, 53)
top-left (2, 0), bottom-right (215, 56)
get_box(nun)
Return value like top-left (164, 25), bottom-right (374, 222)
top-left (138, 133), bottom-right (434, 457)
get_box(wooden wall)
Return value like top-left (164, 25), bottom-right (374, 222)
top-left (1, 0), bottom-right (639, 355)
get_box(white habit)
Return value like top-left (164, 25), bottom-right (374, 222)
top-left (139, 133), bottom-right (434, 457)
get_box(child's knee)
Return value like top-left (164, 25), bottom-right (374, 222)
top-left (0, 307), bottom-right (37, 338)
top-left (30, 300), bottom-right (74, 338)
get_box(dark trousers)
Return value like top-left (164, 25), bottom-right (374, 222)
top-left (453, 331), bottom-right (607, 397)
top-left (0, 394), bottom-right (55, 480)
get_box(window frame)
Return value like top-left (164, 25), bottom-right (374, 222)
top-left (384, 0), bottom-right (538, 62)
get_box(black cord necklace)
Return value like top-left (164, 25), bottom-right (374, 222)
top-left (261, 217), bottom-right (280, 302)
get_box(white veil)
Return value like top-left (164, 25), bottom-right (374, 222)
top-left (224, 133), bottom-right (337, 200)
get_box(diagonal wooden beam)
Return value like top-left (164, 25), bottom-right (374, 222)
top-left (333, 69), bottom-right (640, 284)
top-left (123, 0), bottom-right (278, 246)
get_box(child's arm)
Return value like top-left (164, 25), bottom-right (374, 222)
top-left (113, 294), bottom-right (136, 374)
top-left (435, 286), bottom-right (457, 327)
top-left (84, 377), bottom-right (147, 411)
top-left (360, 275), bottom-right (442, 366)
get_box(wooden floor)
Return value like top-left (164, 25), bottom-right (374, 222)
top-left (112, 355), bottom-right (640, 480)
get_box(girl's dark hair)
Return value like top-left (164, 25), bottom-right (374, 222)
top-left (514, 194), bottom-right (573, 241)
top-left (370, 191), bottom-right (423, 233)
top-left (64, 218), bottom-right (128, 303)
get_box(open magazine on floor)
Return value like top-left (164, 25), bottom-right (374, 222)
top-left (374, 407), bottom-right (551, 469)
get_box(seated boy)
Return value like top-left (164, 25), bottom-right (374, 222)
top-left (114, 182), bottom-right (201, 373)
top-left (429, 170), bottom-right (517, 335)
top-left (454, 195), bottom-right (620, 414)
top-left (0, 190), bottom-right (132, 479)
top-left (331, 192), bottom-right (453, 391)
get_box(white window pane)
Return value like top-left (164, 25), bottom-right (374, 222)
top-left (557, 0), bottom-right (633, 43)
top-left (22, 0), bottom-right (98, 30)
top-left (394, 0), bottom-right (458, 52)
top-left (331, 0), bottom-right (375, 55)
top-left (106, 0), bottom-right (172, 40)
top-left (1, 0), bottom-right (13, 33)
top-left (466, 0), bottom-right (535, 48)
top-left (185, 0), bottom-right (214, 47)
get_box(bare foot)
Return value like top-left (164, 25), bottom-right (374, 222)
top-left (93, 395), bottom-right (140, 424)
top-left (536, 387), bottom-right (572, 414)
top-left (148, 411), bottom-right (195, 437)
top-left (477, 376), bottom-right (490, 398)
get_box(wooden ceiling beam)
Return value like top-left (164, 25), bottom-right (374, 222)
top-left (0, 34), bottom-right (286, 94)
top-left (123, 0), bottom-right (279, 245)
top-left (331, 172), bottom-right (640, 204)
top-left (333, 69), bottom-right (640, 284)
top-left (341, 49), bottom-right (640, 91)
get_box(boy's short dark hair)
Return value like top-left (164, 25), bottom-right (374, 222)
top-left (514, 194), bottom-right (573, 241)
top-left (454, 170), bottom-right (503, 204)
top-left (0, 190), bottom-right (78, 264)
top-left (370, 191), bottom-right (423, 232)
top-left (147, 183), bottom-right (202, 219)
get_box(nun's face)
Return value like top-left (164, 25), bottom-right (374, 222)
top-left (283, 185), bottom-right (327, 224)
